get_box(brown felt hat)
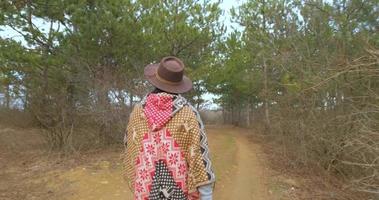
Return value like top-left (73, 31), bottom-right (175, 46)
top-left (144, 56), bottom-right (193, 94)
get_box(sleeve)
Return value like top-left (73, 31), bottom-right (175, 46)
top-left (198, 183), bottom-right (213, 200)
top-left (186, 105), bottom-right (216, 190)
top-left (122, 105), bottom-right (139, 184)
top-left (124, 106), bottom-right (136, 148)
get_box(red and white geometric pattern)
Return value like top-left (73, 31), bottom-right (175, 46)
top-left (134, 129), bottom-right (188, 200)
top-left (134, 93), bottom-right (188, 200)
top-left (143, 94), bottom-right (173, 131)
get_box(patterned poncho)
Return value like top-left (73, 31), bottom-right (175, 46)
top-left (123, 93), bottom-right (215, 200)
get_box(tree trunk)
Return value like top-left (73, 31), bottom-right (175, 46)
top-left (99, 87), bottom-right (112, 144)
top-left (97, 66), bottom-right (112, 145)
top-left (246, 97), bottom-right (251, 127)
top-left (261, 0), bottom-right (270, 128)
top-left (23, 88), bottom-right (29, 110)
top-left (263, 59), bottom-right (270, 126)
top-left (231, 106), bottom-right (235, 125)
top-left (129, 91), bottom-right (134, 108)
top-left (222, 107), bottom-right (226, 124)
top-left (4, 84), bottom-right (10, 108)
top-left (196, 97), bottom-right (201, 110)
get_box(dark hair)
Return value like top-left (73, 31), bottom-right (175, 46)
top-left (151, 87), bottom-right (178, 95)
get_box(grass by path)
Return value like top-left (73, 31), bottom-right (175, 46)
top-left (0, 125), bottom-right (298, 200)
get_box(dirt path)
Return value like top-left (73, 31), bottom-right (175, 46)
top-left (0, 126), bottom-right (296, 200)
top-left (209, 127), bottom-right (281, 200)
top-left (228, 133), bottom-right (269, 199)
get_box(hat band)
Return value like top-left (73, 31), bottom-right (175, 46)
top-left (156, 69), bottom-right (181, 85)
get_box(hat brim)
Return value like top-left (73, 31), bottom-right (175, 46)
top-left (144, 63), bottom-right (193, 94)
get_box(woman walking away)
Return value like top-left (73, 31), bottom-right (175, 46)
top-left (123, 56), bottom-right (215, 200)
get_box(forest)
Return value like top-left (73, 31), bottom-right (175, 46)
top-left (0, 0), bottom-right (378, 199)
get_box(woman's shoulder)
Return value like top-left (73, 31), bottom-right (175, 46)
top-left (174, 104), bottom-right (199, 122)
top-left (129, 104), bottom-right (144, 120)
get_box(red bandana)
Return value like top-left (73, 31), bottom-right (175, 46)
top-left (143, 94), bottom-right (173, 131)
